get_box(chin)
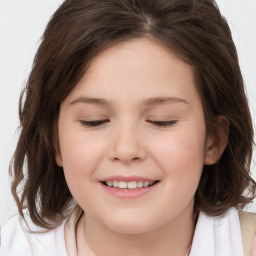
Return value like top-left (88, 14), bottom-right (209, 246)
top-left (102, 212), bottom-right (158, 235)
top-left (109, 223), bottom-right (153, 235)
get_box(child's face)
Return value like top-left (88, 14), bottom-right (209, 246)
top-left (57, 38), bottom-right (213, 234)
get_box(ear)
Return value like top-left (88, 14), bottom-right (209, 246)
top-left (55, 153), bottom-right (63, 167)
top-left (204, 115), bottom-right (229, 165)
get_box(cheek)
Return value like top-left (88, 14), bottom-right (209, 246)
top-left (151, 126), bottom-right (206, 181)
top-left (58, 131), bottom-right (106, 206)
top-left (58, 128), bottom-right (104, 181)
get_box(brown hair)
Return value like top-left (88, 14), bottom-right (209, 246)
top-left (10, 0), bottom-right (255, 228)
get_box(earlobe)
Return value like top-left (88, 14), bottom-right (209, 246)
top-left (55, 154), bottom-right (63, 167)
top-left (204, 115), bottom-right (229, 165)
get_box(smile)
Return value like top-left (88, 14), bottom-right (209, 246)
top-left (102, 180), bottom-right (158, 189)
top-left (100, 176), bottom-right (160, 199)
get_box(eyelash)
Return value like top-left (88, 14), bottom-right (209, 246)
top-left (80, 120), bottom-right (177, 127)
top-left (146, 120), bottom-right (178, 127)
top-left (80, 120), bottom-right (110, 127)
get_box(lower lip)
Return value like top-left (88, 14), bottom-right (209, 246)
top-left (100, 182), bottom-right (158, 199)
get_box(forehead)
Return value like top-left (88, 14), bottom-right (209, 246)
top-left (85, 38), bottom-right (193, 81)
top-left (65, 38), bottom-right (200, 107)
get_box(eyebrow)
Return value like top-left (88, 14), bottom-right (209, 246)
top-left (143, 97), bottom-right (189, 106)
top-left (70, 96), bottom-right (188, 106)
top-left (70, 97), bottom-right (111, 106)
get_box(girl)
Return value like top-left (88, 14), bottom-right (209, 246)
top-left (1, 0), bottom-right (256, 255)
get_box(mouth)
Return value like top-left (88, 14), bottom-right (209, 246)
top-left (101, 180), bottom-right (159, 189)
top-left (100, 176), bottom-right (160, 199)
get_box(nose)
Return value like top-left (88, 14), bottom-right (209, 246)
top-left (108, 122), bottom-right (147, 164)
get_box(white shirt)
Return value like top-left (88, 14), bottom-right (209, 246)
top-left (190, 207), bottom-right (244, 256)
top-left (0, 213), bottom-right (68, 256)
top-left (0, 207), bottom-right (244, 256)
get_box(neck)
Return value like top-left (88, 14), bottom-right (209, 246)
top-left (77, 204), bottom-right (195, 256)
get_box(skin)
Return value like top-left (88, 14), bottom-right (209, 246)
top-left (56, 38), bottom-right (227, 256)
top-left (239, 212), bottom-right (256, 256)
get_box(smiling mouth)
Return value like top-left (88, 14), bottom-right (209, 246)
top-left (101, 180), bottom-right (159, 189)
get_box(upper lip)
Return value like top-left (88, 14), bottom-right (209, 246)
top-left (100, 175), bottom-right (158, 182)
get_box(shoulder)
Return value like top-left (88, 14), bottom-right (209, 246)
top-left (239, 211), bottom-right (256, 256)
top-left (0, 214), bottom-right (68, 256)
top-left (0, 214), bottom-right (33, 256)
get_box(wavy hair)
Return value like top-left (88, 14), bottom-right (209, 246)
top-left (10, 0), bottom-right (255, 228)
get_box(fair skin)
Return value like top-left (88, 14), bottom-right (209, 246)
top-left (56, 38), bottom-right (228, 256)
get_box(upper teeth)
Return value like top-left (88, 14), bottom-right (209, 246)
top-left (105, 180), bottom-right (155, 189)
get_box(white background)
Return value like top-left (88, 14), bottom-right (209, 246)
top-left (0, 0), bottom-right (255, 226)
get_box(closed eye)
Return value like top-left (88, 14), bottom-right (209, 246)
top-left (146, 120), bottom-right (178, 127)
top-left (80, 120), bottom-right (110, 127)
top-left (80, 119), bottom-right (177, 127)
